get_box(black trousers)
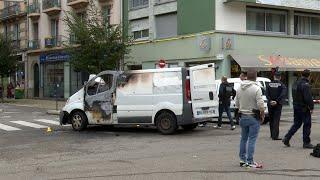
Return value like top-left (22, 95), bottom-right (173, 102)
top-left (268, 105), bottom-right (282, 139)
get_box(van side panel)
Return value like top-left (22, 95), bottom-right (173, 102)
top-left (116, 73), bottom-right (154, 123)
top-left (152, 71), bottom-right (183, 123)
top-left (179, 68), bottom-right (193, 125)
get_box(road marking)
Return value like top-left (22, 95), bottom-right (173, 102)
top-left (3, 112), bottom-right (19, 114)
top-left (34, 119), bottom-right (60, 125)
top-left (1, 116), bottom-right (11, 118)
top-left (11, 121), bottom-right (48, 129)
top-left (0, 123), bottom-right (21, 131)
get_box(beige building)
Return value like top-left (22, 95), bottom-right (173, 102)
top-left (0, 0), bottom-right (28, 93)
top-left (25, 0), bottom-right (121, 99)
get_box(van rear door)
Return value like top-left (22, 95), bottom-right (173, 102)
top-left (189, 63), bottom-right (218, 119)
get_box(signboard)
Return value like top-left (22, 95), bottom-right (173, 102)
top-left (256, 0), bottom-right (320, 11)
top-left (40, 52), bottom-right (70, 63)
top-left (222, 35), bottom-right (235, 50)
top-left (258, 55), bottom-right (320, 70)
top-left (197, 35), bottom-right (211, 52)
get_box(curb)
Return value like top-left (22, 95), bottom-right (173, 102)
top-left (47, 110), bottom-right (60, 115)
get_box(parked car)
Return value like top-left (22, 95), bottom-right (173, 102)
top-left (60, 63), bottom-right (219, 134)
top-left (215, 77), bottom-right (271, 122)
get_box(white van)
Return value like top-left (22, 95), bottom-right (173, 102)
top-left (215, 77), bottom-right (271, 117)
top-left (60, 63), bottom-right (219, 134)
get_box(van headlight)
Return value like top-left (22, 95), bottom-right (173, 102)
top-left (66, 98), bottom-right (70, 105)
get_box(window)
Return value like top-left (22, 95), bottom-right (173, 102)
top-left (33, 23), bottom-right (39, 40)
top-left (133, 29), bottom-right (149, 40)
top-left (87, 74), bottom-right (113, 96)
top-left (155, 13), bottom-right (177, 39)
top-left (247, 8), bottom-right (287, 33)
top-left (295, 14), bottom-right (320, 36)
top-left (13, 24), bottom-right (19, 40)
top-left (130, 0), bottom-right (148, 9)
top-left (102, 5), bottom-right (112, 26)
top-left (155, 0), bottom-right (176, 5)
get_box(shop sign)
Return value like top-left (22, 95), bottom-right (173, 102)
top-left (197, 35), bottom-right (211, 52)
top-left (258, 55), bottom-right (320, 69)
top-left (256, 0), bottom-right (320, 11)
top-left (40, 52), bottom-right (70, 63)
top-left (222, 35), bottom-right (235, 50)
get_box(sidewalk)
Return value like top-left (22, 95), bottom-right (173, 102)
top-left (1, 98), bottom-right (66, 115)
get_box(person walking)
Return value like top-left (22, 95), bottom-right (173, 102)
top-left (266, 71), bottom-right (287, 140)
top-left (283, 69), bottom-right (314, 149)
top-left (214, 76), bottom-right (236, 130)
top-left (235, 69), bottom-right (265, 168)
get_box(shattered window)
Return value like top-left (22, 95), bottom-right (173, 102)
top-left (97, 74), bottom-right (113, 93)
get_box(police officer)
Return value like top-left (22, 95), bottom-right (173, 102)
top-left (266, 71), bottom-right (287, 140)
top-left (283, 69), bottom-right (314, 149)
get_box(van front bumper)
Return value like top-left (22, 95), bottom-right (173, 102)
top-left (60, 111), bottom-right (70, 125)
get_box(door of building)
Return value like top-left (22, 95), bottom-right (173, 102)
top-left (34, 63), bottom-right (39, 97)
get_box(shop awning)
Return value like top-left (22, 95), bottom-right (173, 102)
top-left (230, 54), bottom-right (320, 72)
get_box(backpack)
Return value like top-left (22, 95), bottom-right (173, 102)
top-left (310, 144), bottom-right (320, 158)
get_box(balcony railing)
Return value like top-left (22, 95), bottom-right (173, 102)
top-left (0, 4), bottom-right (26, 20)
top-left (28, 3), bottom-right (40, 14)
top-left (69, 34), bottom-right (79, 45)
top-left (28, 40), bottom-right (40, 50)
top-left (44, 36), bottom-right (62, 48)
top-left (42, 0), bottom-right (61, 11)
top-left (12, 39), bottom-right (21, 49)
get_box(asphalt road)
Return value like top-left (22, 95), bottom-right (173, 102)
top-left (0, 104), bottom-right (320, 180)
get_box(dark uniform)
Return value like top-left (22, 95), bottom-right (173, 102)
top-left (283, 76), bottom-right (314, 147)
top-left (266, 77), bottom-right (287, 140)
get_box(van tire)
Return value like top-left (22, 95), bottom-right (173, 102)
top-left (156, 112), bottom-right (177, 135)
top-left (181, 124), bottom-right (198, 131)
top-left (71, 111), bottom-right (88, 131)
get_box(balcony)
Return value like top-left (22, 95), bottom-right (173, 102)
top-left (28, 3), bottom-right (40, 20)
top-left (28, 40), bottom-right (40, 50)
top-left (42, 0), bottom-right (61, 15)
top-left (0, 3), bottom-right (27, 21)
top-left (67, 0), bottom-right (89, 9)
top-left (69, 34), bottom-right (79, 45)
top-left (44, 36), bottom-right (62, 48)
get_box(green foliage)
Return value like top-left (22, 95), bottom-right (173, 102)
top-left (0, 34), bottom-right (18, 77)
top-left (64, 0), bottom-right (131, 74)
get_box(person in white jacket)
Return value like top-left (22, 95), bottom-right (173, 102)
top-left (235, 69), bottom-right (265, 168)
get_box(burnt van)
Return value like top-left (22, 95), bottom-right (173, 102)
top-left (60, 63), bottom-right (219, 134)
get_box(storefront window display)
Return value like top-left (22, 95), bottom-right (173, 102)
top-left (70, 69), bottom-right (89, 95)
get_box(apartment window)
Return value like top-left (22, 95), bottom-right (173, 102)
top-left (155, 13), bottom-right (177, 39)
top-left (102, 5), bottom-right (112, 26)
top-left (130, 0), bottom-right (148, 9)
top-left (247, 8), bottom-right (287, 33)
top-left (13, 24), bottom-right (19, 40)
top-left (51, 19), bottom-right (59, 38)
top-left (133, 29), bottom-right (149, 39)
top-left (33, 23), bottom-right (39, 40)
top-left (294, 14), bottom-right (320, 36)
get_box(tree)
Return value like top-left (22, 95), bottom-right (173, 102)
top-left (0, 34), bottom-right (18, 102)
top-left (64, 0), bottom-right (131, 74)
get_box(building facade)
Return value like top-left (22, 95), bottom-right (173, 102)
top-left (123, 0), bottom-right (320, 105)
top-left (0, 0), bottom-right (28, 94)
top-left (26, 0), bottom-right (121, 99)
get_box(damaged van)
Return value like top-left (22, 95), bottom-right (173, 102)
top-left (60, 63), bottom-right (219, 134)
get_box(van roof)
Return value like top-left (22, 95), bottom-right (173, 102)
top-left (215, 77), bottom-right (271, 83)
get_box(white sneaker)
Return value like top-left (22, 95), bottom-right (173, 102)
top-left (246, 162), bottom-right (263, 169)
top-left (213, 125), bottom-right (222, 129)
top-left (231, 125), bottom-right (236, 130)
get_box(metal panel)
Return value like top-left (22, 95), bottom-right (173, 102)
top-left (155, 13), bottom-right (177, 39)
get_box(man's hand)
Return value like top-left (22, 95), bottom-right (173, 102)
top-left (310, 110), bottom-right (313, 115)
top-left (270, 101), bottom-right (277, 106)
top-left (260, 110), bottom-right (265, 124)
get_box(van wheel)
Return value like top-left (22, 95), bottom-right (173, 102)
top-left (156, 112), bottom-right (177, 135)
top-left (181, 124), bottom-right (198, 131)
top-left (71, 111), bottom-right (88, 131)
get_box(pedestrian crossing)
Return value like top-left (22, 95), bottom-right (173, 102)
top-left (0, 119), bottom-right (69, 132)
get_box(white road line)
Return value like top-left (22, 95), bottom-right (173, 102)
top-left (0, 123), bottom-right (21, 131)
top-left (11, 121), bottom-right (48, 129)
top-left (3, 112), bottom-right (20, 114)
top-left (2, 116), bottom-right (11, 118)
top-left (34, 119), bottom-right (60, 125)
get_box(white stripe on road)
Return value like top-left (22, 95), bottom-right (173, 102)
top-left (34, 119), bottom-right (60, 125)
top-left (11, 121), bottom-right (48, 129)
top-left (0, 123), bottom-right (21, 131)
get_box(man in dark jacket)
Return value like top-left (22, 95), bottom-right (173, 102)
top-left (215, 76), bottom-right (236, 130)
top-left (266, 71), bottom-right (287, 140)
top-left (283, 69), bottom-right (314, 149)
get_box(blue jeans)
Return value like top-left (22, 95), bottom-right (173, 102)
top-left (218, 103), bottom-right (234, 127)
top-left (285, 106), bottom-right (312, 144)
top-left (239, 116), bottom-right (260, 164)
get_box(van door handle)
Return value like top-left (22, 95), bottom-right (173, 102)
top-left (193, 98), bottom-right (203, 101)
top-left (209, 91), bottom-right (214, 100)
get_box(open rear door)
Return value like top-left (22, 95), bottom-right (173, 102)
top-left (189, 63), bottom-right (218, 119)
